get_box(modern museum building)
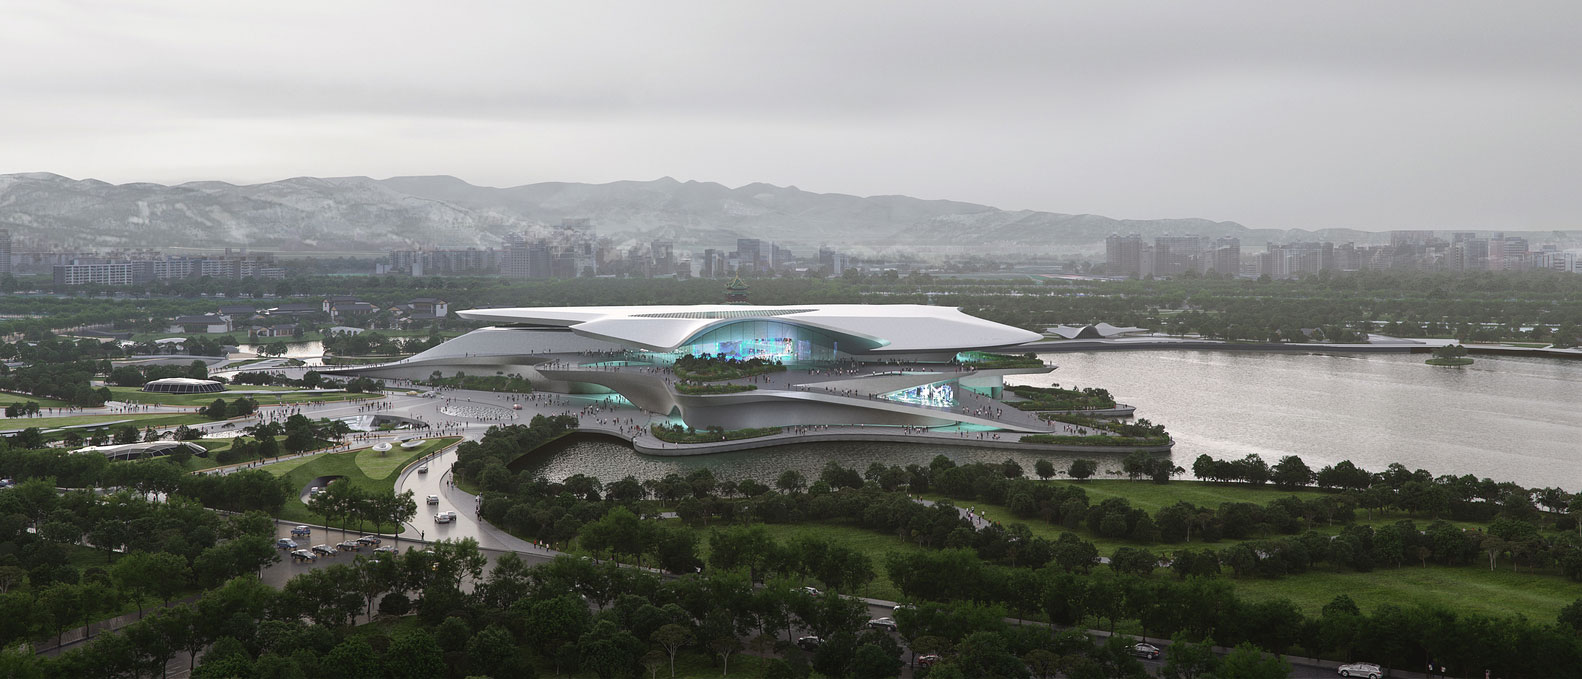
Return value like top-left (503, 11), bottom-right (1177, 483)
top-left (328, 304), bottom-right (1062, 434)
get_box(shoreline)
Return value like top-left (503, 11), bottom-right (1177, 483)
top-left (1024, 337), bottom-right (1582, 360)
top-left (589, 427), bottom-right (1174, 457)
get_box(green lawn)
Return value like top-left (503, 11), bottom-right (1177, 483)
top-left (107, 385), bottom-right (381, 407)
top-left (0, 412), bottom-right (212, 431)
top-left (0, 391), bottom-right (72, 408)
top-left (264, 437), bottom-right (459, 528)
top-left (922, 480), bottom-right (1577, 620)
top-left (1229, 564), bottom-right (1582, 620)
top-left (1034, 479), bottom-right (1335, 514)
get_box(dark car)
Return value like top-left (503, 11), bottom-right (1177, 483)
top-left (1131, 642), bottom-right (1161, 660)
top-left (795, 636), bottom-right (823, 651)
top-left (866, 617), bottom-right (898, 632)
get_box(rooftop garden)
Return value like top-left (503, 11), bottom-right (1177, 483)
top-left (1007, 384), bottom-right (1117, 411)
top-left (674, 382), bottom-right (756, 395)
top-left (671, 354), bottom-right (786, 382)
top-left (956, 351), bottom-right (1046, 369)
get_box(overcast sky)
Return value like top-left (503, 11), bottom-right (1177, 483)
top-left (2, 1), bottom-right (1578, 231)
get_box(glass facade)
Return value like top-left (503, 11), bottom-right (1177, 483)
top-left (676, 320), bottom-right (846, 365)
top-left (885, 382), bottom-right (956, 408)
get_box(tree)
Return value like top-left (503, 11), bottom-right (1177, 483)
top-left (776, 470), bottom-right (806, 494)
top-left (651, 623), bottom-right (692, 677)
top-left (852, 642), bottom-right (902, 678)
top-left (1560, 598), bottom-right (1582, 636)
top-left (579, 619), bottom-right (643, 679)
top-left (383, 629), bottom-right (446, 679)
top-left (1214, 642), bottom-right (1290, 679)
top-left (710, 635), bottom-right (742, 677)
top-left (1271, 455), bottom-right (1314, 490)
top-left (1069, 459), bottom-right (1098, 481)
top-left (1034, 459), bottom-right (1056, 481)
top-left (1160, 633), bottom-right (1219, 679)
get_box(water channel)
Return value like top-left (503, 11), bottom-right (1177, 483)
top-left (525, 351), bottom-right (1582, 490)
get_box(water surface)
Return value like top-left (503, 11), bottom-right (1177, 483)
top-left (527, 351), bottom-right (1582, 490)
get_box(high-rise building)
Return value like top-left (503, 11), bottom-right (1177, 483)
top-left (1153, 235), bottom-right (1207, 275)
top-left (0, 229), bottom-right (11, 276)
top-left (1390, 230), bottom-right (1436, 248)
top-left (1259, 242), bottom-right (1334, 278)
top-left (735, 239), bottom-right (762, 272)
top-left (651, 240), bottom-right (674, 275)
top-left (1105, 234), bottom-right (1145, 276)
top-left (1208, 237), bottom-right (1240, 276)
top-left (501, 234), bottom-right (554, 278)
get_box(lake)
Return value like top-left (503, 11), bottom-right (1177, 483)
top-left (523, 351), bottom-right (1582, 490)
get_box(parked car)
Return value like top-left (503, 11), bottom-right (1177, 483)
top-left (310, 544), bottom-right (335, 557)
top-left (1131, 642), bottom-right (1161, 659)
top-left (275, 538), bottom-right (298, 550)
top-left (1338, 662), bottom-right (1382, 679)
top-left (892, 603), bottom-right (915, 613)
top-left (795, 636), bottom-right (823, 651)
top-left (336, 540), bottom-right (360, 551)
top-left (290, 525), bottom-right (311, 537)
top-left (427, 494), bottom-right (440, 505)
top-left (308, 486), bottom-right (320, 495)
top-left (917, 654), bottom-right (942, 668)
top-left (356, 535), bottom-right (382, 547)
top-left (372, 546), bottom-right (398, 557)
top-left (434, 510), bottom-right (457, 523)
top-left (799, 586), bottom-right (822, 597)
top-left (866, 617), bottom-right (898, 631)
top-left (290, 549), bottom-right (317, 563)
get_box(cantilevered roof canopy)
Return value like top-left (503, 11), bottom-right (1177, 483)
top-left (456, 304), bottom-right (1041, 354)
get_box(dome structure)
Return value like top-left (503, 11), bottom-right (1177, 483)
top-left (142, 377), bottom-right (224, 394)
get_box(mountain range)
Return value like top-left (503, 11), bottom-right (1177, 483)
top-left (0, 172), bottom-right (1497, 256)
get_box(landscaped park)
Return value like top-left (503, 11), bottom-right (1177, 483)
top-left (264, 437), bottom-right (459, 529)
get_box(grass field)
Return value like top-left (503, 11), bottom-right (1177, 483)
top-left (264, 437), bottom-right (459, 528)
top-left (920, 480), bottom-right (1579, 620)
top-left (106, 385), bottom-right (381, 407)
top-left (0, 391), bottom-right (72, 408)
top-left (1034, 478), bottom-right (1335, 513)
top-left (1229, 564), bottom-right (1582, 620)
top-left (0, 412), bottom-right (212, 432)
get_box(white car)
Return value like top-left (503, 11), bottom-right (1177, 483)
top-left (1338, 662), bottom-right (1382, 679)
top-left (418, 465), bottom-right (429, 473)
top-left (434, 510), bottom-right (456, 523)
top-left (427, 494), bottom-right (439, 505)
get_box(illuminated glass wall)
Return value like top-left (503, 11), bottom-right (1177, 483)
top-left (885, 382), bottom-right (956, 408)
top-left (676, 320), bottom-right (846, 365)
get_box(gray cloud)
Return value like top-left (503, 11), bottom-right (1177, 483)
top-left (1, 0), bottom-right (1577, 231)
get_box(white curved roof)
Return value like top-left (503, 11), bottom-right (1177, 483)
top-left (456, 304), bottom-right (1040, 353)
top-left (145, 377), bottom-right (222, 386)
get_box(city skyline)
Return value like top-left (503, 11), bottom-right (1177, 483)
top-left (2, 1), bottom-right (1578, 233)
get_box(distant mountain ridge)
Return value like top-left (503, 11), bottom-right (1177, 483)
top-left (0, 172), bottom-right (1428, 254)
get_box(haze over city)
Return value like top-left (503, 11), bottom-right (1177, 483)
top-left (3, 1), bottom-right (1579, 231)
top-left (5, 4), bottom-right (1582, 679)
